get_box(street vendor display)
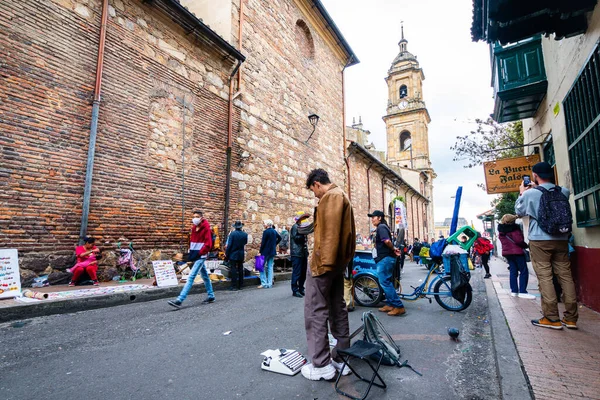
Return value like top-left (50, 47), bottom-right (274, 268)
top-left (0, 249), bottom-right (20, 299)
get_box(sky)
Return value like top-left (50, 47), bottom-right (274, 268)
top-left (321, 0), bottom-right (497, 231)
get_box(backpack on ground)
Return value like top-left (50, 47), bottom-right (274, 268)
top-left (359, 311), bottom-right (421, 375)
top-left (535, 186), bottom-right (573, 235)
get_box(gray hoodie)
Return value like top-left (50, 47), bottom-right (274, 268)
top-left (515, 183), bottom-right (570, 241)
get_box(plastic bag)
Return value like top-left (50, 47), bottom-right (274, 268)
top-left (31, 275), bottom-right (49, 288)
top-left (255, 255), bottom-right (265, 272)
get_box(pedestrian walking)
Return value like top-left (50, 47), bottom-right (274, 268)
top-left (473, 234), bottom-right (493, 278)
top-left (369, 210), bottom-right (405, 316)
top-left (225, 220), bottom-right (248, 291)
top-left (498, 214), bottom-right (535, 299)
top-left (258, 219), bottom-right (281, 288)
top-left (515, 161), bottom-right (578, 330)
top-left (394, 226), bottom-right (406, 272)
top-left (411, 238), bottom-right (422, 262)
top-left (168, 210), bottom-right (214, 309)
top-left (290, 212), bottom-right (309, 298)
top-left (301, 168), bottom-right (355, 381)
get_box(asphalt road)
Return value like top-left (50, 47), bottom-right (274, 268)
top-left (0, 260), bottom-right (500, 400)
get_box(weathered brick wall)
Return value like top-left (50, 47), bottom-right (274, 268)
top-left (226, 0), bottom-right (348, 255)
top-left (0, 0), bottom-right (241, 283)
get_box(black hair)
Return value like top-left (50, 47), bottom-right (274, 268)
top-left (83, 236), bottom-right (95, 244)
top-left (305, 168), bottom-right (331, 189)
top-left (193, 210), bottom-right (203, 216)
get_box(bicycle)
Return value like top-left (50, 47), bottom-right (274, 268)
top-left (353, 258), bottom-right (472, 312)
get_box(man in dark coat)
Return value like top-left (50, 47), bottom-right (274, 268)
top-left (290, 212), bottom-right (309, 298)
top-left (225, 221), bottom-right (248, 291)
top-left (258, 219), bottom-right (281, 288)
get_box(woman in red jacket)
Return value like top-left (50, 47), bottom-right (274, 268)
top-left (473, 234), bottom-right (494, 279)
top-left (498, 214), bottom-right (535, 299)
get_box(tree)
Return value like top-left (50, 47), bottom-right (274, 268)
top-left (450, 119), bottom-right (524, 215)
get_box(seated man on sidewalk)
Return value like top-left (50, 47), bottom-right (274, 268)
top-left (515, 162), bottom-right (578, 330)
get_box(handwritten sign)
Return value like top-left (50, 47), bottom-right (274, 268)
top-left (152, 260), bottom-right (179, 288)
top-left (483, 154), bottom-right (541, 194)
top-left (0, 249), bottom-right (21, 299)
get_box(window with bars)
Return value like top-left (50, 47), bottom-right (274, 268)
top-left (563, 41), bottom-right (600, 227)
top-left (543, 135), bottom-right (555, 167)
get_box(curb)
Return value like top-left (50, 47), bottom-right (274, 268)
top-left (484, 278), bottom-right (533, 400)
top-left (0, 272), bottom-right (293, 323)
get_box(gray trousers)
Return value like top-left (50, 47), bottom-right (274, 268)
top-left (304, 268), bottom-right (350, 368)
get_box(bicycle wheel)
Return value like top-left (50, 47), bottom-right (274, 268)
top-left (433, 276), bottom-right (472, 311)
top-left (353, 274), bottom-right (383, 307)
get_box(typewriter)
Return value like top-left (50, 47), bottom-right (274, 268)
top-left (260, 348), bottom-right (307, 376)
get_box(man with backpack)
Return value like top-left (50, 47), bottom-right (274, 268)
top-left (369, 210), bottom-right (405, 316)
top-left (515, 161), bottom-right (578, 330)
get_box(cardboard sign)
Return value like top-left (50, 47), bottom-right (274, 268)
top-left (0, 249), bottom-right (21, 299)
top-left (152, 260), bottom-right (179, 287)
top-left (483, 155), bottom-right (541, 194)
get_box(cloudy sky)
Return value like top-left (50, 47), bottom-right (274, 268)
top-left (321, 0), bottom-right (497, 230)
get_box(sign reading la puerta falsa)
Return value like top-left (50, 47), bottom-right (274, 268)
top-left (483, 155), bottom-right (541, 194)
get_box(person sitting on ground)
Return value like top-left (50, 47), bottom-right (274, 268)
top-left (498, 214), bottom-right (535, 299)
top-left (69, 236), bottom-right (100, 286)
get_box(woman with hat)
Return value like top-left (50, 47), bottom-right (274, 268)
top-left (498, 214), bottom-right (535, 299)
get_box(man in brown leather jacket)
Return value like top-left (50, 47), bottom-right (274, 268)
top-left (301, 168), bottom-right (356, 381)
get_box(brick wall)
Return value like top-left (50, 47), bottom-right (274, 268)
top-left (0, 0), bottom-right (241, 282)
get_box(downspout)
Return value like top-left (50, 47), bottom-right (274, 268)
top-left (366, 163), bottom-right (373, 211)
top-left (342, 55), bottom-right (354, 201)
top-left (410, 191), bottom-right (415, 240)
top-left (381, 173), bottom-right (386, 211)
top-left (79, 0), bottom-right (109, 243)
top-left (223, 0), bottom-right (245, 234)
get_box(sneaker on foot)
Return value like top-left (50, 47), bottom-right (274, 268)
top-left (331, 359), bottom-right (352, 376)
top-left (531, 317), bottom-right (563, 330)
top-left (301, 363), bottom-right (336, 381)
top-left (388, 307), bottom-right (406, 316)
top-left (561, 318), bottom-right (578, 330)
top-left (168, 299), bottom-right (182, 309)
top-left (518, 293), bottom-right (536, 299)
top-left (510, 292), bottom-right (518, 297)
top-left (298, 289), bottom-right (305, 296)
top-left (378, 305), bottom-right (394, 312)
top-left (257, 285), bottom-right (264, 289)
top-left (68, 281), bottom-right (75, 287)
top-left (92, 280), bottom-right (100, 286)
top-left (484, 274), bottom-right (491, 279)
top-left (202, 297), bottom-right (215, 304)
top-left (292, 292), bottom-right (303, 298)
top-left (347, 305), bottom-right (355, 312)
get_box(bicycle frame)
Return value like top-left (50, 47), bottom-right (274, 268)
top-left (397, 263), bottom-right (445, 301)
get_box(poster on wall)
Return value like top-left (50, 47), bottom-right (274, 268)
top-left (152, 260), bottom-right (179, 288)
top-left (0, 249), bottom-right (21, 299)
top-left (394, 200), bottom-right (408, 229)
top-left (483, 155), bottom-right (541, 194)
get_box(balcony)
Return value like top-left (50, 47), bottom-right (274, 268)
top-left (491, 36), bottom-right (548, 123)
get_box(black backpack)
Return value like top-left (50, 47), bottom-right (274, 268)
top-left (535, 186), bottom-right (573, 235)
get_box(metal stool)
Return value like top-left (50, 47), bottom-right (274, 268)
top-left (334, 340), bottom-right (387, 400)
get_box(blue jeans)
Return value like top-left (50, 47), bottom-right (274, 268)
top-left (177, 258), bottom-right (214, 302)
top-left (506, 254), bottom-right (529, 294)
top-left (376, 256), bottom-right (403, 308)
top-left (259, 256), bottom-right (275, 288)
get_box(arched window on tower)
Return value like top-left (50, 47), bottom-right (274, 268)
top-left (399, 85), bottom-right (408, 99)
top-left (400, 131), bottom-right (412, 151)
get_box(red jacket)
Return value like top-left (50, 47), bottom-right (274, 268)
top-left (473, 237), bottom-right (493, 255)
top-left (498, 224), bottom-right (526, 256)
top-left (190, 218), bottom-right (212, 256)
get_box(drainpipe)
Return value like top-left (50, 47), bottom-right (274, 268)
top-left (381, 173), bottom-right (386, 211)
top-left (366, 163), bottom-right (373, 211)
top-left (410, 192), bottom-right (415, 240)
top-left (223, 0), bottom-right (245, 235)
top-left (79, 0), bottom-right (109, 243)
top-left (342, 56), bottom-right (354, 201)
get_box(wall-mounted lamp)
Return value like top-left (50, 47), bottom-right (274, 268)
top-left (305, 113), bottom-right (320, 143)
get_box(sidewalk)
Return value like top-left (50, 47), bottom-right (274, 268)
top-left (0, 272), bottom-right (290, 323)
top-left (488, 256), bottom-right (600, 400)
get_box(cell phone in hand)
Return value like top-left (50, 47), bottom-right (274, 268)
top-left (523, 175), bottom-right (531, 186)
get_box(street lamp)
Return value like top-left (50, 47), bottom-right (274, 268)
top-left (305, 113), bottom-right (320, 143)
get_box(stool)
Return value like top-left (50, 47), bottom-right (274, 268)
top-left (334, 340), bottom-right (387, 400)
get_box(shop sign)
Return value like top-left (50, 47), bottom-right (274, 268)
top-left (483, 154), bottom-right (540, 194)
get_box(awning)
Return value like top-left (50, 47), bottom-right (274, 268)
top-left (471, 0), bottom-right (597, 44)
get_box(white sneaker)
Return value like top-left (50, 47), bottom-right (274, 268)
top-left (331, 359), bottom-right (352, 376)
top-left (518, 293), bottom-right (536, 299)
top-left (510, 292), bottom-right (518, 297)
top-left (300, 363), bottom-right (336, 381)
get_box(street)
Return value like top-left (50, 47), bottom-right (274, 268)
top-left (1, 261), bottom-right (500, 400)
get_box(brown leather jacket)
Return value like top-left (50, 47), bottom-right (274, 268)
top-left (310, 184), bottom-right (356, 277)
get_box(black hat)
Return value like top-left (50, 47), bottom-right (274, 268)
top-left (532, 162), bottom-right (554, 180)
top-left (233, 220), bottom-right (244, 228)
top-left (367, 210), bottom-right (385, 218)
